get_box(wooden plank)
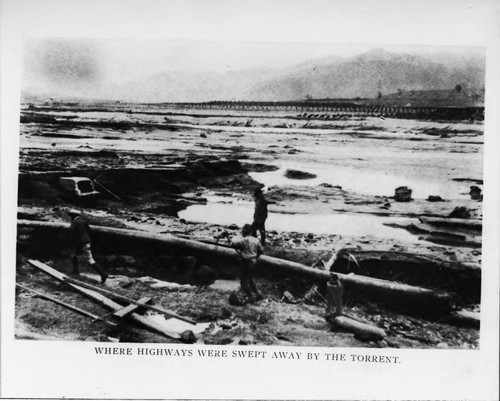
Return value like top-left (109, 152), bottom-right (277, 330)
top-left (113, 297), bottom-right (152, 318)
top-left (27, 259), bottom-right (191, 342)
top-left (16, 283), bottom-right (117, 327)
top-left (63, 276), bottom-right (196, 325)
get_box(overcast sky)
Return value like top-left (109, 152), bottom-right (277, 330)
top-left (23, 38), bottom-right (484, 95)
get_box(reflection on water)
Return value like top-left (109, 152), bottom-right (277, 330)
top-left (178, 203), bottom-right (419, 243)
top-left (250, 162), bottom-right (471, 200)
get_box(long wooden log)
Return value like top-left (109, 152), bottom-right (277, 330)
top-left (329, 315), bottom-right (386, 341)
top-left (18, 220), bottom-right (453, 309)
top-left (27, 259), bottom-right (193, 342)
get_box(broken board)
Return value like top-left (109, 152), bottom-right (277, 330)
top-left (113, 297), bottom-right (152, 318)
top-left (27, 259), bottom-right (195, 343)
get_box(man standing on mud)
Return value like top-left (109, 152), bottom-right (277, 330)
top-left (68, 210), bottom-right (108, 284)
top-left (231, 224), bottom-right (264, 303)
top-left (251, 187), bottom-right (268, 246)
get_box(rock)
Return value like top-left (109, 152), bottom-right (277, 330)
top-left (220, 321), bottom-right (236, 330)
top-left (229, 292), bottom-right (247, 306)
top-left (284, 169), bottom-right (317, 180)
top-left (394, 186), bottom-right (412, 202)
top-left (427, 195), bottom-right (444, 202)
top-left (228, 224), bottom-right (239, 230)
top-left (449, 206), bottom-right (471, 218)
top-left (470, 186), bottom-right (482, 201)
top-left (238, 335), bottom-right (255, 345)
top-left (282, 291), bottom-right (298, 304)
top-left (179, 330), bottom-right (196, 344)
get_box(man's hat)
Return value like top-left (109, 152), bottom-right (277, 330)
top-left (242, 224), bottom-right (252, 235)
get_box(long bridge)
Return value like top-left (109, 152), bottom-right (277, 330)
top-left (166, 101), bottom-right (484, 121)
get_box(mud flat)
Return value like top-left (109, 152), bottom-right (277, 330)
top-left (15, 101), bottom-right (483, 347)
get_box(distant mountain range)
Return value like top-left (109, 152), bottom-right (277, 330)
top-left (23, 48), bottom-right (485, 103)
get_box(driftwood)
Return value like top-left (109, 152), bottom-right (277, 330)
top-left (18, 220), bottom-right (454, 311)
top-left (27, 259), bottom-right (195, 343)
top-left (329, 315), bottom-right (386, 341)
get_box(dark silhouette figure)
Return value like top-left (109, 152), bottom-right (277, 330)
top-left (251, 187), bottom-right (268, 246)
top-left (68, 210), bottom-right (108, 284)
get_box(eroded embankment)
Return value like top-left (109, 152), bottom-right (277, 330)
top-left (18, 155), bottom-right (260, 216)
top-left (17, 220), bottom-right (479, 317)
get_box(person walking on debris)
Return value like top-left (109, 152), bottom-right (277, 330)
top-left (251, 187), bottom-right (268, 246)
top-left (68, 210), bottom-right (108, 284)
top-left (231, 224), bottom-right (264, 303)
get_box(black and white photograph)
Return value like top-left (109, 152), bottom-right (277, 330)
top-left (1, 0), bottom-right (499, 399)
top-left (15, 38), bottom-right (486, 348)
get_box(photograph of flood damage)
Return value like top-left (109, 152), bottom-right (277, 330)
top-left (15, 39), bottom-right (484, 348)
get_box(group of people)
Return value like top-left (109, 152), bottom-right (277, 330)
top-left (66, 186), bottom-right (270, 303)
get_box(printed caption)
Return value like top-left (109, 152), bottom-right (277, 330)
top-left (94, 346), bottom-right (401, 364)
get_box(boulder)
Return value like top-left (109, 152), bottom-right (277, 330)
top-left (394, 186), bottom-right (412, 202)
top-left (470, 186), bottom-right (482, 201)
top-left (427, 195), bottom-right (444, 202)
top-left (449, 206), bottom-right (471, 219)
top-left (284, 169), bottom-right (317, 180)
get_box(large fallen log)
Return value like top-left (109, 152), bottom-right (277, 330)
top-left (18, 220), bottom-right (455, 312)
top-left (328, 315), bottom-right (386, 341)
top-left (27, 259), bottom-right (195, 343)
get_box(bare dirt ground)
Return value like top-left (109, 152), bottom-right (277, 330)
top-left (15, 103), bottom-right (483, 348)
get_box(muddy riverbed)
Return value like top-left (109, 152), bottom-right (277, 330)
top-left (15, 102), bottom-right (483, 348)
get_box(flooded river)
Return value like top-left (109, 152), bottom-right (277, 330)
top-left (179, 203), bottom-right (419, 243)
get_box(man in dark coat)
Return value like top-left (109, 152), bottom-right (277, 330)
top-left (68, 210), bottom-right (108, 284)
top-left (251, 187), bottom-right (268, 246)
